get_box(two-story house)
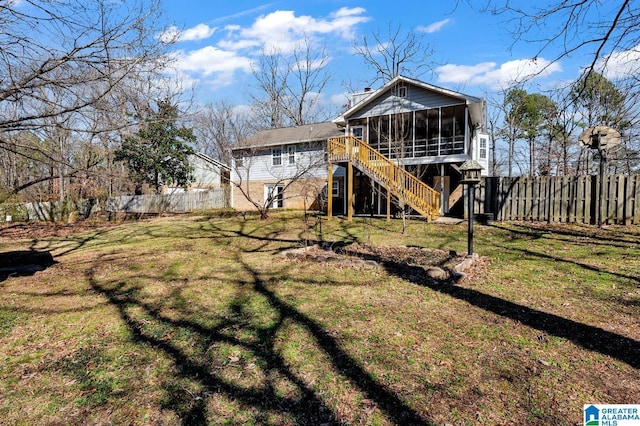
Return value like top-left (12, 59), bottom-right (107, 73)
top-left (231, 75), bottom-right (488, 219)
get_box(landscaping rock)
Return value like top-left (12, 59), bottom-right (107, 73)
top-left (426, 267), bottom-right (449, 280)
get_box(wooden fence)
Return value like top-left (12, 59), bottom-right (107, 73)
top-left (107, 189), bottom-right (229, 214)
top-left (472, 175), bottom-right (640, 225)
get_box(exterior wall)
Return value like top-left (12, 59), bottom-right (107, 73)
top-left (231, 177), bottom-right (327, 211)
top-left (231, 142), bottom-right (327, 183)
top-left (167, 154), bottom-right (229, 194)
top-left (191, 155), bottom-right (223, 189)
top-left (231, 141), bottom-right (328, 211)
top-left (349, 86), bottom-right (464, 119)
top-left (472, 132), bottom-right (490, 176)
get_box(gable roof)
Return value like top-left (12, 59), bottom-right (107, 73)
top-left (236, 122), bottom-right (344, 150)
top-left (333, 75), bottom-right (486, 128)
top-left (192, 152), bottom-right (231, 170)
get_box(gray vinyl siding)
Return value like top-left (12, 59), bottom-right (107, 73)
top-left (190, 155), bottom-right (222, 188)
top-left (231, 142), bottom-right (327, 183)
top-left (350, 86), bottom-right (465, 119)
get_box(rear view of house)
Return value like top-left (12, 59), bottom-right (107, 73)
top-left (231, 75), bottom-right (488, 219)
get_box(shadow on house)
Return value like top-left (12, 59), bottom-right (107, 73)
top-left (0, 250), bottom-right (56, 282)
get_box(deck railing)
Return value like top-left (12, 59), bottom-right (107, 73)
top-left (328, 136), bottom-right (440, 220)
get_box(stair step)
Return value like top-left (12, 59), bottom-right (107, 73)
top-left (328, 136), bottom-right (440, 220)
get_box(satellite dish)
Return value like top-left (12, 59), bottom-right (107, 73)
top-left (578, 126), bottom-right (622, 150)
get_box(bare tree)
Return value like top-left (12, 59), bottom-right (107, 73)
top-left (0, 0), bottom-right (173, 200)
top-left (497, 87), bottom-right (527, 177)
top-left (484, 91), bottom-right (504, 176)
top-left (249, 37), bottom-right (332, 129)
top-left (232, 141), bottom-right (327, 219)
top-left (353, 22), bottom-right (434, 84)
top-left (481, 1), bottom-right (640, 80)
top-left (194, 101), bottom-right (253, 165)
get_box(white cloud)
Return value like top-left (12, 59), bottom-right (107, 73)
top-left (597, 45), bottom-right (640, 79)
top-left (181, 24), bottom-right (217, 41)
top-left (330, 92), bottom-right (350, 109)
top-left (436, 62), bottom-right (498, 83)
top-left (418, 18), bottom-right (451, 34)
top-left (329, 7), bottom-right (371, 39)
top-left (158, 26), bottom-right (181, 43)
top-left (228, 7), bottom-right (370, 53)
top-left (174, 47), bottom-right (251, 75)
top-left (436, 58), bottom-right (563, 88)
top-left (159, 24), bottom-right (216, 43)
top-left (165, 7), bottom-right (370, 94)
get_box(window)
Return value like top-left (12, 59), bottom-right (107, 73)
top-left (397, 86), bottom-right (407, 98)
top-left (332, 181), bottom-right (339, 197)
top-left (287, 146), bottom-right (295, 165)
top-left (480, 137), bottom-right (487, 159)
top-left (351, 126), bottom-right (364, 139)
top-left (236, 155), bottom-right (244, 168)
top-left (265, 184), bottom-right (284, 209)
top-left (272, 148), bottom-right (282, 166)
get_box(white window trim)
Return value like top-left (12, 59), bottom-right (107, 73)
top-left (350, 126), bottom-right (364, 139)
top-left (479, 137), bottom-right (487, 159)
top-left (287, 145), bottom-right (296, 165)
top-left (272, 148), bottom-right (282, 166)
top-left (265, 184), bottom-right (284, 209)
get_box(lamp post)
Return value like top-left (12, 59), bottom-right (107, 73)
top-left (459, 159), bottom-right (484, 258)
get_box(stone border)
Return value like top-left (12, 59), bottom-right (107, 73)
top-left (281, 245), bottom-right (379, 269)
top-left (282, 245), bottom-right (480, 281)
top-left (453, 253), bottom-right (480, 278)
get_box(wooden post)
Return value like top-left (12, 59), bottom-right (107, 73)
top-left (386, 186), bottom-right (391, 222)
top-left (327, 162), bottom-right (333, 220)
top-left (347, 161), bottom-right (353, 221)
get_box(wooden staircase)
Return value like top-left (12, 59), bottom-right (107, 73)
top-left (327, 135), bottom-right (440, 220)
top-left (449, 184), bottom-right (464, 209)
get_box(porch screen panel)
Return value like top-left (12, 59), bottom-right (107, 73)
top-left (390, 112), bottom-right (413, 159)
top-left (370, 115), bottom-right (390, 157)
top-left (368, 117), bottom-right (380, 151)
top-left (452, 105), bottom-right (466, 155)
top-left (440, 106), bottom-right (454, 155)
top-left (415, 110), bottom-right (427, 157)
top-left (427, 109), bottom-right (439, 156)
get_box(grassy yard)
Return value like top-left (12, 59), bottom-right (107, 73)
top-left (0, 212), bottom-right (638, 425)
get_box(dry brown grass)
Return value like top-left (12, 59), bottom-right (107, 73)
top-left (0, 213), bottom-right (638, 425)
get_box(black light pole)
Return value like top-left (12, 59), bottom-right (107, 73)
top-left (459, 160), bottom-right (483, 258)
top-left (467, 183), bottom-right (475, 256)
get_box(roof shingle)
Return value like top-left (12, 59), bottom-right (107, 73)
top-left (236, 122), bottom-right (343, 150)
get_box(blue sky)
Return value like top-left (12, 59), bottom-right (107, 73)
top-left (160, 1), bottom-right (629, 110)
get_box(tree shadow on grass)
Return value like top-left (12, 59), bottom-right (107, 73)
top-left (85, 249), bottom-right (434, 425)
top-left (372, 257), bottom-right (640, 371)
top-left (489, 222), bottom-right (640, 250)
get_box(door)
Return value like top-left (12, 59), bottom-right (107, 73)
top-left (265, 184), bottom-right (284, 209)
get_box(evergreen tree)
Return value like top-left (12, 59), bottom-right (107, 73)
top-left (115, 99), bottom-right (196, 194)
